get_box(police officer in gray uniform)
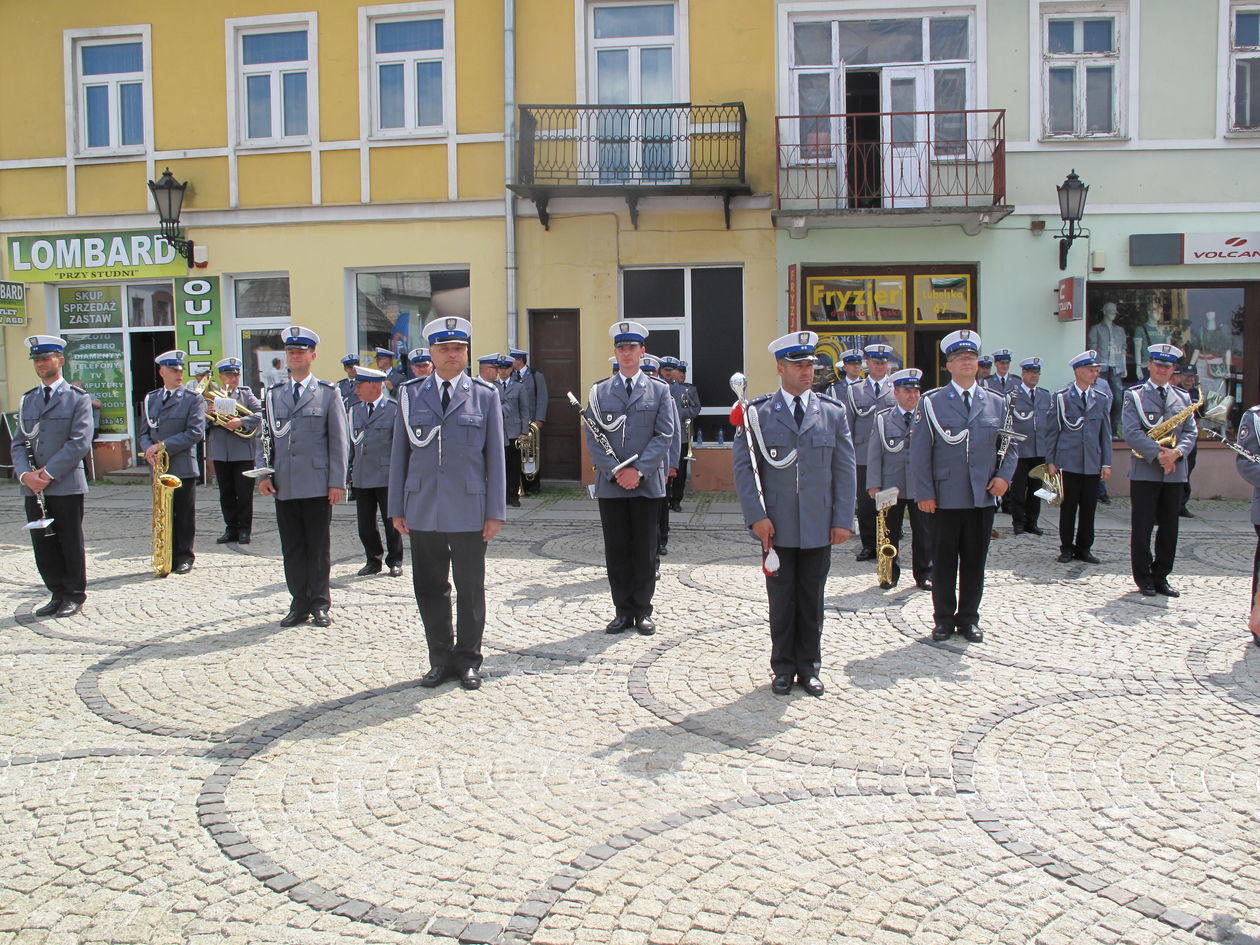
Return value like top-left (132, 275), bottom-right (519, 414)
top-left (389, 317), bottom-right (506, 692)
top-left (842, 344), bottom-right (896, 561)
top-left (583, 321), bottom-right (676, 636)
top-left (867, 368), bottom-right (933, 590)
top-left (641, 356), bottom-right (682, 564)
top-left (510, 348), bottom-right (548, 495)
top-left (909, 330), bottom-right (1019, 643)
top-left (1007, 356), bottom-right (1053, 536)
top-left (347, 366), bottom-right (403, 577)
top-left (207, 357), bottom-right (261, 545)
top-left (376, 347), bottom-right (409, 397)
top-left (498, 354), bottom-right (530, 507)
top-left (12, 335), bottom-right (94, 618)
top-left (1234, 403), bottom-right (1260, 647)
top-left (1123, 343), bottom-right (1197, 598)
top-left (256, 326), bottom-right (349, 627)
top-left (337, 354), bottom-right (360, 407)
top-left (828, 349), bottom-right (865, 392)
top-left (982, 349), bottom-right (1016, 395)
top-left (732, 330), bottom-right (856, 697)
top-left (1045, 350), bottom-right (1113, 565)
top-left (661, 356), bottom-right (701, 513)
top-left (140, 350), bottom-right (207, 574)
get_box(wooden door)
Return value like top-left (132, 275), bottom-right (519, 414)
top-left (529, 309), bottom-right (581, 480)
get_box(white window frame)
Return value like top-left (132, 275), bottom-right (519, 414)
top-left (359, 1), bottom-right (454, 140)
top-left (576, 0), bottom-right (691, 104)
top-left (1039, 3), bottom-right (1127, 140)
top-left (227, 13), bottom-right (318, 150)
top-left (65, 26), bottom-right (153, 158)
top-left (1228, 1), bottom-right (1260, 134)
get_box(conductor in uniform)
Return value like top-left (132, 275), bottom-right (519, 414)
top-left (347, 366), bottom-right (403, 577)
top-left (909, 330), bottom-right (1018, 643)
top-left (140, 350), bottom-right (206, 574)
top-left (1007, 357), bottom-right (1053, 536)
top-left (842, 344), bottom-right (896, 561)
top-left (207, 357), bottom-right (261, 545)
top-left (1122, 343), bottom-right (1197, 597)
top-left (1044, 350), bottom-right (1112, 565)
top-left (256, 326), bottom-right (348, 627)
top-left (582, 321), bottom-right (675, 636)
top-left (389, 317), bottom-right (506, 691)
top-left (12, 335), bottom-right (94, 618)
top-left (866, 368), bottom-right (933, 590)
top-left (732, 331), bottom-right (856, 696)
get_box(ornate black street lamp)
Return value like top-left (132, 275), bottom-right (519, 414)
top-left (1055, 169), bottom-right (1089, 271)
top-left (146, 168), bottom-right (194, 266)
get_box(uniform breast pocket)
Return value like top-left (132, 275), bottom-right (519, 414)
top-left (808, 431), bottom-right (835, 465)
top-left (458, 413), bottom-right (484, 444)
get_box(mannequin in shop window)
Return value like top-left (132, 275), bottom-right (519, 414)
top-left (1134, 302), bottom-right (1170, 380)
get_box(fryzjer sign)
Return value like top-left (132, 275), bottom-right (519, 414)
top-left (1130, 231), bottom-right (1260, 266)
top-left (7, 230), bottom-right (187, 282)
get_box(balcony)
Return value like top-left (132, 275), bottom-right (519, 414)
top-left (511, 103), bottom-right (752, 228)
top-left (773, 108), bottom-right (1012, 234)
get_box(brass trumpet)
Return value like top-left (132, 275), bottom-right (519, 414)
top-left (195, 375), bottom-right (258, 438)
top-left (150, 445), bottom-right (181, 577)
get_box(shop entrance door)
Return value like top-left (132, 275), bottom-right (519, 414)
top-left (529, 309), bottom-right (580, 481)
top-left (129, 330), bottom-right (174, 462)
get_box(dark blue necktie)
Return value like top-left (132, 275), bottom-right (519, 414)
top-left (292, 382), bottom-right (301, 404)
top-left (793, 396), bottom-right (804, 427)
top-left (625, 377), bottom-right (633, 399)
top-left (441, 381), bottom-right (451, 411)
top-left (962, 390), bottom-right (972, 415)
top-left (42, 386), bottom-right (51, 404)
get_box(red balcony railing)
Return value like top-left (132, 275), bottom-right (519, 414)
top-left (775, 108), bottom-right (1006, 211)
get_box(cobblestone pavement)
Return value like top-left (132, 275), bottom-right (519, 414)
top-left (0, 482), bottom-right (1256, 945)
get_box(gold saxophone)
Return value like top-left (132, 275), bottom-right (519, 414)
top-left (1130, 390), bottom-right (1204, 459)
top-left (150, 445), bottom-right (182, 577)
top-left (876, 507), bottom-right (898, 587)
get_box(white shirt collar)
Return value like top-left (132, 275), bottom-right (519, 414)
top-left (1022, 384), bottom-right (1037, 397)
top-left (779, 387), bottom-right (811, 411)
top-left (618, 369), bottom-right (642, 385)
top-left (42, 378), bottom-right (67, 394)
top-left (1074, 383), bottom-right (1091, 396)
top-left (950, 380), bottom-right (979, 399)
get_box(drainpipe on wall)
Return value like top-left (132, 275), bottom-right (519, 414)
top-left (504, 0), bottom-right (518, 351)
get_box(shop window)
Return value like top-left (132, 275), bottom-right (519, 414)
top-left (365, 3), bottom-right (451, 137)
top-left (354, 268), bottom-right (470, 360)
top-left (235, 276), bottom-right (292, 319)
top-left (127, 284), bottom-right (173, 328)
top-left (1041, 9), bottom-right (1124, 138)
top-left (1232, 4), bottom-right (1260, 131)
top-left (231, 19), bottom-right (314, 145)
top-left (72, 32), bottom-right (148, 154)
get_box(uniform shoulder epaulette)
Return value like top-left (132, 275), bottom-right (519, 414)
top-left (65, 384), bottom-right (90, 397)
top-left (748, 393), bottom-right (774, 406)
top-left (648, 374), bottom-right (668, 385)
top-left (473, 376), bottom-right (497, 391)
top-left (816, 392), bottom-right (843, 408)
top-left (921, 385), bottom-right (947, 398)
top-left (1125, 382), bottom-right (1145, 391)
top-left (1246, 404), bottom-right (1260, 414)
top-left (317, 379), bottom-right (336, 389)
top-left (267, 381), bottom-right (286, 390)
top-left (400, 375), bottom-right (422, 387)
top-left (22, 386), bottom-right (37, 398)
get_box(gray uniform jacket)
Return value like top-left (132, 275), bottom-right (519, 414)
top-left (139, 386), bottom-right (207, 479)
top-left (867, 405), bottom-right (917, 500)
top-left (908, 385), bottom-right (1020, 509)
top-left (732, 391), bottom-right (857, 549)
top-left (1122, 382), bottom-right (1197, 484)
top-left (842, 378), bottom-right (896, 464)
top-left (336, 377), bottom-right (360, 408)
top-left (258, 379), bottom-right (349, 499)
top-left (663, 379), bottom-right (687, 468)
top-left (582, 372), bottom-right (675, 500)
top-left (206, 385), bottom-right (261, 463)
top-left (517, 367), bottom-right (548, 423)
top-left (1010, 385), bottom-right (1053, 457)
top-left (384, 367), bottom-right (409, 397)
top-left (1044, 384), bottom-right (1113, 475)
top-left (982, 373), bottom-right (1017, 396)
top-left (388, 374), bottom-right (507, 531)
top-left (500, 377), bottom-right (530, 441)
top-left (347, 398), bottom-right (398, 490)
top-left (1235, 406), bottom-right (1260, 524)
top-left (11, 382), bottom-right (93, 496)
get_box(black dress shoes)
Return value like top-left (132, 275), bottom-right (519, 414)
top-left (1013, 525), bottom-right (1025, 535)
top-left (915, 579), bottom-right (933, 591)
top-left (879, 581), bottom-right (894, 590)
top-left (311, 609), bottom-right (332, 627)
top-left (215, 531), bottom-right (237, 544)
top-left (236, 531), bottom-right (250, 545)
top-left (605, 615), bottom-right (633, 634)
top-left (460, 668), bottom-right (482, 690)
top-left (657, 543), bottom-right (668, 557)
top-left (357, 562), bottom-right (382, 576)
top-left (419, 666), bottom-right (451, 688)
top-left (1178, 508), bottom-right (1194, 518)
top-left (1153, 580), bottom-right (1180, 598)
top-left (669, 500), bottom-right (682, 513)
top-left (388, 565), bottom-right (403, 577)
top-left (507, 497), bottom-right (521, 507)
top-left (1024, 525), bottom-right (1044, 536)
top-left (958, 624), bottom-right (984, 643)
top-left (931, 621), bottom-right (954, 641)
top-left (1057, 551), bottom-right (1075, 563)
top-left (855, 548), bottom-right (875, 562)
top-left (799, 675), bottom-right (825, 697)
top-left (34, 598), bottom-right (61, 617)
top-left (280, 609), bottom-right (310, 627)
top-left (54, 601), bottom-right (81, 618)
top-left (1138, 584), bottom-right (1157, 597)
top-left (636, 616), bottom-right (657, 635)
top-left (1074, 551), bottom-right (1100, 564)
top-left (771, 674), bottom-right (793, 695)
top-left (1098, 494), bottom-right (1111, 504)
top-left (172, 561), bottom-right (193, 574)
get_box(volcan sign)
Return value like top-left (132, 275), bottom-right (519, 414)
top-left (7, 230), bottom-right (186, 282)
top-left (1183, 232), bottom-right (1260, 263)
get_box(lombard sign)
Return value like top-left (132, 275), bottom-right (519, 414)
top-left (7, 230), bottom-right (187, 282)
top-left (0, 280), bottom-right (26, 325)
top-left (1183, 232), bottom-right (1260, 264)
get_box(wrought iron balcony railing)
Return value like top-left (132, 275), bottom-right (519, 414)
top-left (775, 108), bottom-right (1006, 212)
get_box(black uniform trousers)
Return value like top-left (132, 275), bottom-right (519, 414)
top-left (505, 441), bottom-right (524, 500)
top-left (1009, 455), bottom-right (1044, 529)
top-left (1180, 448), bottom-right (1198, 513)
top-left (930, 506), bottom-right (996, 627)
top-left (171, 479), bottom-right (196, 567)
top-left (355, 486), bottom-right (403, 567)
top-left (1058, 471), bottom-right (1100, 555)
top-left (275, 496), bottom-right (332, 613)
top-left (855, 464), bottom-right (876, 553)
top-left (215, 459), bottom-right (254, 537)
top-left (885, 499), bottom-right (933, 584)
top-left (765, 545), bottom-right (831, 678)
top-left (598, 496), bottom-right (662, 618)
top-left (25, 493), bottom-right (86, 604)
top-left (668, 458), bottom-right (689, 504)
top-left (1130, 479), bottom-right (1182, 587)
top-left (410, 530), bottom-right (486, 671)
top-left (1252, 524), bottom-right (1260, 601)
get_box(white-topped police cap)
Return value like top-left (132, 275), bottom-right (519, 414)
top-left (477, 352), bottom-right (501, 365)
top-left (508, 347), bottom-right (528, 360)
top-left (839, 348), bottom-right (865, 364)
top-left (992, 348), bottom-right (1013, 361)
top-left (340, 353), bottom-right (360, 365)
top-left (25, 335), bottom-right (66, 357)
top-left (496, 354), bottom-right (514, 368)
top-left (373, 346), bottom-right (395, 359)
top-left (154, 349), bottom-right (186, 367)
top-left (658, 355), bottom-right (681, 370)
top-left (1069, 349), bottom-right (1099, 368)
top-left (864, 343), bottom-right (894, 360)
top-left (284, 326), bottom-right (320, 348)
top-left (216, 357), bottom-right (243, 373)
top-left (768, 330), bottom-right (818, 362)
top-left (353, 366), bottom-right (388, 383)
top-left (941, 329), bottom-right (981, 356)
top-left (1020, 356), bottom-right (1043, 371)
top-left (640, 355), bottom-right (661, 373)
top-left (977, 354), bottom-right (993, 367)
top-left (1148, 343), bottom-right (1183, 363)
top-left (890, 368), bottom-right (923, 387)
top-left (409, 347), bottom-right (430, 362)
top-left (608, 356), bottom-right (618, 364)
top-left (678, 360), bottom-right (688, 372)
top-left (424, 316), bottom-right (473, 345)
top-left (609, 320), bottom-right (649, 346)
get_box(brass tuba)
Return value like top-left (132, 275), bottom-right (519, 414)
top-left (1130, 390), bottom-right (1204, 459)
top-left (150, 445), bottom-right (181, 577)
top-left (517, 420), bottom-right (542, 480)
top-left (1028, 463), bottom-right (1065, 507)
top-left (195, 375), bottom-right (258, 438)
